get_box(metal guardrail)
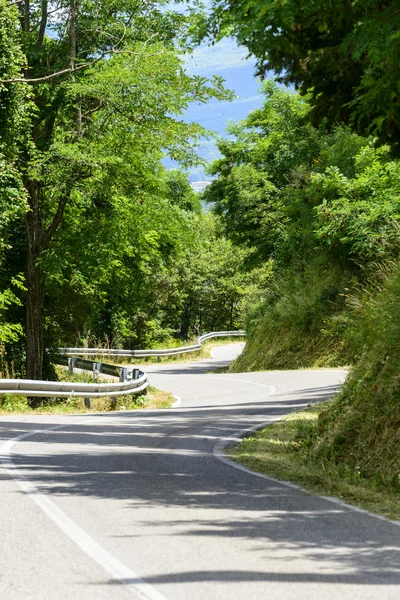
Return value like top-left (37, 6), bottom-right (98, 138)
top-left (0, 356), bottom-right (148, 402)
top-left (58, 330), bottom-right (246, 358)
top-left (0, 374), bottom-right (148, 398)
top-left (0, 330), bottom-right (245, 402)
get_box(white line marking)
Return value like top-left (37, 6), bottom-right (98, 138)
top-left (171, 395), bottom-right (181, 408)
top-left (0, 424), bottom-right (168, 600)
top-left (213, 420), bottom-right (400, 527)
top-left (209, 375), bottom-right (277, 394)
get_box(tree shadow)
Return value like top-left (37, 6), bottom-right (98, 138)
top-left (1, 387), bottom-right (400, 588)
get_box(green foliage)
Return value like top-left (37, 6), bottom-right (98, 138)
top-left (205, 82), bottom-right (323, 264)
top-left (314, 147), bottom-right (400, 263)
top-left (0, 0), bottom-right (241, 378)
top-left (204, 80), bottom-right (400, 497)
top-left (306, 263), bottom-right (400, 488)
top-left (233, 260), bottom-right (353, 372)
top-left (201, 0), bottom-right (400, 146)
top-left (166, 213), bottom-right (268, 337)
top-left (164, 169), bottom-right (202, 213)
top-left (205, 84), bottom-right (400, 374)
top-left (0, 275), bottom-right (25, 343)
top-left (0, 0), bottom-right (30, 152)
top-left (0, 2), bottom-right (29, 347)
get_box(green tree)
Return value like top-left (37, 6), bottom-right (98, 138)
top-left (313, 146), bottom-right (400, 264)
top-left (200, 0), bottom-right (400, 145)
top-left (0, 1), bottom-right (29, 347)
top-left (44, 165), bottom-right (202, 349)
top-left (166, 214), bottom-right (264, 336)
top-left (204, 82), bottom-right (325, 264)
top-left (1, 1), bottom-right (231, 386)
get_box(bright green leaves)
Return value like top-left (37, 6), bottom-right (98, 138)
top-left (0, 1), bottom-right (31, 153)
top-left (0, 275), bottom-right (25, 344)
top-left (204, 83), bottom-right (324, 264)
top-left (314, 147), bottom-right (400, 263)
top-left (0, 0), bottom-right (238, 374)
top-left (202, 0), bottom-right (400, 146)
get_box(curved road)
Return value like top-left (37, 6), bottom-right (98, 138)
top-left (0, 344), bottom-right (399, 599)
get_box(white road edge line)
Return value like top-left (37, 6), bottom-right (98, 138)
top-left (213, 418), bottom-right (400, 528)
top-left (0, 424), bottom-right (168, 600)
top-left (171, 395), bottom-right (181, 408)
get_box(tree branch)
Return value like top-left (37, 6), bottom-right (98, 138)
top-left (42, 193), bottom-right (70, 249)
top-left (1, 33), bottom-right (162, 84)
top-left (0, 57), bottom-right (103, 84)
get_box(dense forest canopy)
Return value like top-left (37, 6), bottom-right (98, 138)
top-left (0, 0), bottom-right (260, 394)
top-left (199, 1), bottom-right (400, 146)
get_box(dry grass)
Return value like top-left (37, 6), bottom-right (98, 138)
top-left (229, 402), bottom-right (400, 522)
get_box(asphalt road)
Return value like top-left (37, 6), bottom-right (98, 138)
top-left (0, 344), bottom-right (399, 600)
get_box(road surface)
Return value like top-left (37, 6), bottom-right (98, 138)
top-left (0, 344), bottom-right (399, 599)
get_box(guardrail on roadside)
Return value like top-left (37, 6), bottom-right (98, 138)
top-left (0, 330), bottom-right (245, 404)
top-left (0, 356), bottom-right (148, 406)
top-left (58, 330), bottom-right (246, 358)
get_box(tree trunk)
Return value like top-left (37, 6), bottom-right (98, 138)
top-left (25, 181), bottom-right (46, 407)
top-left (180, 306), bottom-right (191, 338)
top-left (26, 245), bottom-right (45, 381)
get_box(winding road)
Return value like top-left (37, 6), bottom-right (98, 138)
top-left (1, 344), bottom-right (399, 599)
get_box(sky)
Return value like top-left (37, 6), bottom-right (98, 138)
top-left (166, 34), bottom-right (266, 183)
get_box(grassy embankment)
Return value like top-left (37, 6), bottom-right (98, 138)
top-left (232, 264), bottom-right (353, 372)
top-left (229, 265), bottom-right (400, 521)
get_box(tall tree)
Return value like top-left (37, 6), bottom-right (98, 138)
top-left (1, 0), bottom-right (230, 385)
top-left (199, 1), bottom-right (400, 146)
top-left (0, 1), bottom-right (29, 347)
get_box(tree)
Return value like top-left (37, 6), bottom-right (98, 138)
top-left (0, 1), bottom-right (29, 348)
top-left (200, 1), bottom-right (400, 146)
top-left (44, 164), bottom-right (201, 349)
top-left (204, 82), bottom-right (325, 264)
top-left (1, 0), bottom-right (231, 388)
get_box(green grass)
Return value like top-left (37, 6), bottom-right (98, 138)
top-left (231, 325), bottom-right (348, 372)
top-left (230, 262), bottom-right (355, 373)
top-left (0, 386), bottom-right (175, 414)
top-left (229, 402), bottom-right (400, 522)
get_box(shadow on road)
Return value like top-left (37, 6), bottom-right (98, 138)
top-left (1, 382), bottom-right (400, 588)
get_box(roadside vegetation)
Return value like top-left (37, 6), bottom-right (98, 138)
top-left (200, 3), bottom-right (400, 512)
top-left (0, 0), bottom-right (399, 510)
top-left (230, 401), bottom-right (400, 521)
top-left (0, 0), bottom-right (261, 407)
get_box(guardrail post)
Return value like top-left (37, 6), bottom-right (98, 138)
top-left (93, 362), bottom-right (101, 382)
top-left (68, 357), bottom-right (77, 374)
top-left (120, 367), bottom-right (134, 382)
top-left (84, 398), bottom-right (91, 409)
